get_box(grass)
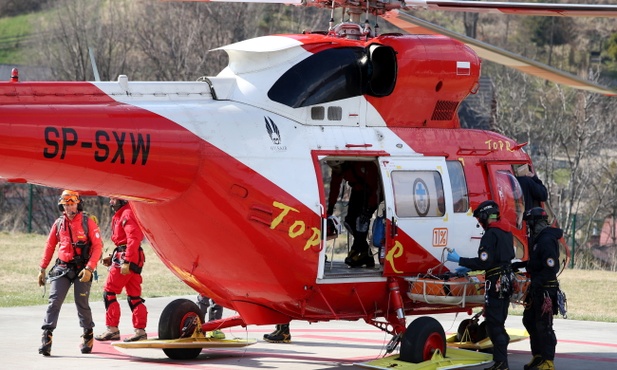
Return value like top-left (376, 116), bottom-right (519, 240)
top-left (0, 13), bottom-right (35, 64)
top-left (0, 232), bottom-right (194, 307)
top-left (3, 231), bottom-right (617, 323)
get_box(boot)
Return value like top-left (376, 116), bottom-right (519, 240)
top-left (264, 324), bottom-right (281, 340)
top-left (95, 326), bottom-right (120, 341)
top-left (529, 360), bottom-right (554, 370)
top-left (80, 328), bottom-right (93, 354)
top-left (345, 250), bottom-right (375, 268)
top-left (123, 328), bottom-right (147, 342)
top-left (263, 323), bottom-right (291, 343)
top-left (484, 361), bottom-right (508, 370)
top-left (38, 329), bottom-right (53, 356)
top-left (524, 355), bottom-right (543, 370)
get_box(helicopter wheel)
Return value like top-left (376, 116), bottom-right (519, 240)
top-left (456, 318), bottom-right (488, 343)
top-left (399, 316), bottom-right (446, 363)
top-left (159, 298), bottom-right (203, 360)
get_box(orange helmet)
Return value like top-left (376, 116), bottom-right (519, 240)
top-left (58, 190), bottom-right (82, 211)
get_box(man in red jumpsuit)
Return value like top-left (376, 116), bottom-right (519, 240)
top-left (38, 190), bottom-right (103, 356)
top-left (95, 197), bottom-right (148, 342)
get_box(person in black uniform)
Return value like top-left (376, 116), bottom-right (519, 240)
top-left (513, 207), bottom-right (562, 370)
top-left (327, 161), bottom-right (380, 268)
top-left (516, 164), bottom-right (548, 211)
top-left (447, 200), bottom-right (515, 370)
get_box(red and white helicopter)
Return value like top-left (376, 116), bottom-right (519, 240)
top-left (1, 0), bottom-right (616, 366)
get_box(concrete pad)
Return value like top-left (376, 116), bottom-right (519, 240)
top-left (4, 295), bottom-right (617, 369)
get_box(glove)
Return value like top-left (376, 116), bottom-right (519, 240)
top-left (38, 269), bottom-right (46, 287)
top-left (455, 266), bottom-right (471, 275)
top-left (121, 263), bottom-right (131, 275)
top-left (446, 249), bottom-right (460, 263)
top-left (78, 268), bottom-right (92, 283)
top-left (102, 255), bottom-right (112, 267)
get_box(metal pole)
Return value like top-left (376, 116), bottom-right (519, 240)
top-left (28, 184), bottom-right (33, 233)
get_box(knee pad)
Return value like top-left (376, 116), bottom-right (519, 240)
top-left (127, 295), bottom-right (145, 311)
top-left (103, 291), bottom-right (117, 310)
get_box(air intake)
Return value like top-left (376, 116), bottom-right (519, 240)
top-left (431, 100), bottom-right (458, 121)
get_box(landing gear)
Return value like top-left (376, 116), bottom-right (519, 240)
top-left (399, 316), bottom-right (446, 363)
top-left (159, 298), bottom-right (203, 360)
top-left (457, 317), bottom-right (488, 343)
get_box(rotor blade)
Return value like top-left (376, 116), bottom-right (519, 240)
top-left (165, 0), bottom-right (617, 17)
top-left (385, 10), bottom-right (617, 96)
top-left (403, 0), bottom-right (617, 17)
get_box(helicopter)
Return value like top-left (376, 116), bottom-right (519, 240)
top-left (1, 0), bottom-right (617, 366)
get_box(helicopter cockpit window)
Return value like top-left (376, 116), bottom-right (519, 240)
top-left (392, 171), bottom-right (445, 218)
top-left (446, 160), bottom-right (469, 213)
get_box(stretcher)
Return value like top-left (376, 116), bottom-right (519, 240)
top-left (405, 271), bottom-right (530, 307)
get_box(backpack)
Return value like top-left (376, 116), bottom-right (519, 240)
top-left (55, 212), bottom-right (99, 264)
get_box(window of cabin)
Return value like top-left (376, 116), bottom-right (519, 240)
top-left (392, 171), bottom-right (445, 217)
top-left (493, 170), bottom-right (525, 230)
top-left (446, 160), bottom-right (469, 213)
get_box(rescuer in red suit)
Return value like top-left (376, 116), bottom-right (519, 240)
top-left (95, 197), bottom-right (148, 342)
top-left (38, 190), bottom-right (103, 356)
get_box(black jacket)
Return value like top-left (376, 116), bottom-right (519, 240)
top-left (526, 227), bottom-right (563, 288)
top-left (460, 219), bottom-right (515, 272)
top-left (517, 175), bottom-right (548, 211)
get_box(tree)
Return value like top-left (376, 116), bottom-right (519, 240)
top-left (34, 0), bottom-right (138, 81)
top-left (523, 16), bottom-right (575, 67)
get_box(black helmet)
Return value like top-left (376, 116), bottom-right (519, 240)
top-left (473, 200), bottom-right (500, 223)
top-left (524, 207), bottom-right (548, 222)
top-left (110, 197), bottom-right (128, 213)
top-left (524, 207), bottom-right (549, 238)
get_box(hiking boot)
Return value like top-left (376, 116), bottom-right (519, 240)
top-left (345, 250), bottom-right (375, 268)
top-left (529, 360), bottom-right (554, 370)
top-left (123, 328), bottom-right (147, 342)
top-left (484, 361), bottom-right (508, 370)
top-left (95, 326), bottom-right (120, 341)
top-left (208, 330), bottom-right (226, 339)
top-left (38, 329), bottom-right (53, 356)
top-left (524, 355), bottom-right (543, 370)
top-left (264, 323), bottom-right (291, 343)
top-left (80, 328), bottom-right (93, 354)
top-left (264, 324), bottom-right (282, 340)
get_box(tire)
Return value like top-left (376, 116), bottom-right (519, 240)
top-left (400, 316), bottom-right (446, 363)
top-left (457, 318), bottom-right (487, 343)
top-left (456, 318), bottom-right (474, 342)
top-left (159, 298), bottom-right (203, 360)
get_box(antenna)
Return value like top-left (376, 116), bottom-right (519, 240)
top-left (88, 47), bottom-right (101, 82)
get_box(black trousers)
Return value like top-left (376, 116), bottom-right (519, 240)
top-left (484, 296), bottom-right (510, 363)
top-left (522, 289), bottom-right (557, 361)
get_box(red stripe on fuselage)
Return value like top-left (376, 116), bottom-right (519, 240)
top-left (0, 81), bottom-right (201, 201)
